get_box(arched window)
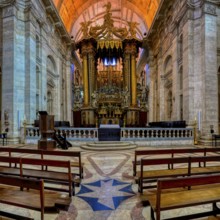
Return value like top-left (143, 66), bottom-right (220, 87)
top-left (47, 56), bottom-right (56, 74)
top-left (164, 55), bottom-right (172, 74)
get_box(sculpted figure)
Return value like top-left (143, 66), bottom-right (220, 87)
top-left (80, 21), bottom-right (92, 38)
top-left (128, 21), bottom-right (139, 38)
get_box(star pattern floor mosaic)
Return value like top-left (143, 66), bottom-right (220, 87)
top-left (0, 143), bottom-right (219, 220)
top-left (76, 179), bottom-right (135, 211)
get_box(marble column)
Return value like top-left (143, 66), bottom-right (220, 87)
top-left (171, 35), bottom-right (178, 120)
top-left (24, 8), bottom-right (37, 122)
top-left (65, 53), bottom-right (72, 124)
top-left (1, 4), bottom-right (26, 140)
top-left (200, 2), bottom-right (218, 135)
top-left (148, 54), bottom-right (156, 122)
top-left (182, 16), bottom-right (194, 125)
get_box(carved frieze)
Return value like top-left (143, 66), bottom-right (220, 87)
top-left (203, 2), bottom-right (217, 16)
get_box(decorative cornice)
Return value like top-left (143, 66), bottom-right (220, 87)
top-left (41, 0), bottom-right (71, 44)
top-left (187, 0), bottom-right (203, 9)
top-left (205, 0), bottom-right (220, 6)
top-left (0, 0), bottom-right (15, 8)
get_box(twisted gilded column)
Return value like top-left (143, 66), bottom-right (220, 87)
top-left (80, 40), bottom-right (96, 107)
top-left (123, 53), bottom-right (130, 91)
top-left (123, 40), bottom-right (140, 126)
top-left (82, 52), bottom-right (89, 106)
top-left (123, 41), bottom-right (138, 107)
top-left (88, 50), bottom-right (96, 104)
top-left (131, 52), bottom-right (137, 106)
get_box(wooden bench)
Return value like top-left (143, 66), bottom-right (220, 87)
top-left (147, 174), bottom-right (220, 220)
top-left (207, 217), bottom-right (220, 220)
top-left (0, 174), bottom-right (71, 220)
top-left (0, 156), bottom-right (75, 196)
top-left (138, 155), bottom-right (220, 193)
top-left (0, 147), bottom-right (84, 181)
top-left (133, 147), bottom-right (220, 176)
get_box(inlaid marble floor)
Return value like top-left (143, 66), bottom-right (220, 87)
top-left (0, 143), bottom-right (218, 220)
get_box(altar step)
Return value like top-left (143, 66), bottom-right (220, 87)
top-left (80, 141), bottom-right (137, 151)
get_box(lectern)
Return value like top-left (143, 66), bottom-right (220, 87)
top-left (38, 111), bottom-right (56, 150)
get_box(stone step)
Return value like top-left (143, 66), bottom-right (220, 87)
top-left (87, 142), bottom-right (132, 147)
top-left (80, 141), bottom-right (137, 151)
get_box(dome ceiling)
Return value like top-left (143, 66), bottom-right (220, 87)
top-left (53, 0), bottom-right (160, 41)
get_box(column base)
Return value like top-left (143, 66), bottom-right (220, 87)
top-left (198, 134), bottom-right (212, 146)
top-left (81, 107), bottom-right (95, 127)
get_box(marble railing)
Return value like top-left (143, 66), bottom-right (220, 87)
top-left (120, 127), bottom-right (193, 140)
top-left (23, 126), bottom-right (193, 142)
top-left (24, 126), bottom-right (99, 141)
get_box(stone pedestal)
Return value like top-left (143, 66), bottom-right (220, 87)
top-left (81, 108), bottom-right (95, 127)
top-left (126, 108), bottom-right (139, 126)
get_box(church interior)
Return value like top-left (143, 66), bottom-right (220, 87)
top-left (1, 0), bottom-right (220, 219)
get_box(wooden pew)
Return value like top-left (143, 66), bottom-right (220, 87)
top-left (0, 156), bottom-right (75, 196)
top-left (0, 174), bottom-right (45, 220)
top-left (147, 174), bottom-right (220, 220)
top-left (207, 217), bottom-right (220, 220)
top-left (138, 155), bottom-right (220, 193)
top-left (133, 147), bottom-right (220, 176)
top-left (0, 147), bottom-right (84, 181)
top-left (0, 174), bottom-right (71, 220)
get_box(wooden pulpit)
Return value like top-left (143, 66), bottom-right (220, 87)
top-left (38, 111), bottom-right (56, 150)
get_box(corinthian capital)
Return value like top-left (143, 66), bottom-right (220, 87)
top-left (187, 0), bottom-right (202, 8)
top-left (0, 0), bottom-right (15, 7)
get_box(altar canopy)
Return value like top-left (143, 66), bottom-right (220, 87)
top-left (73, 2), bottom-right (148, 127)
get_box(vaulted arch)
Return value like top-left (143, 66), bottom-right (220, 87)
top-left (53, 0), bottom-right (160, 39)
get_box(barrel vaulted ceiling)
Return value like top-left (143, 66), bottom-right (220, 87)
top-left (53, 0), bottom-right (160, 41)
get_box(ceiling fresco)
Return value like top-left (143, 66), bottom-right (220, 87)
top-left (53, 0), bottom-right (160, 41)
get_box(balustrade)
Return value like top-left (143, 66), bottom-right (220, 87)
top-left (120, 127), bottom-right (193, 140)
top-left (23, 126), bottom-right (193, 143)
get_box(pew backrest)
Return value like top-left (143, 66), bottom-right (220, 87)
top-left (0, 156), bottom-right (73, 197)
top-left (0, 174), bottom-right (45, 220)
top-left (0, 147), bottom-right (83, 178)
top-left (134, 147), bottom-right (220, 176)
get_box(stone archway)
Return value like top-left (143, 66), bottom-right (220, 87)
top-left (46, 56), bottom-right (58, 117)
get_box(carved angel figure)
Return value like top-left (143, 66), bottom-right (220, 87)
top-left (80, 21), bottom-right (92, 38)
top-left (128, 21), bottom-right (139, 38)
